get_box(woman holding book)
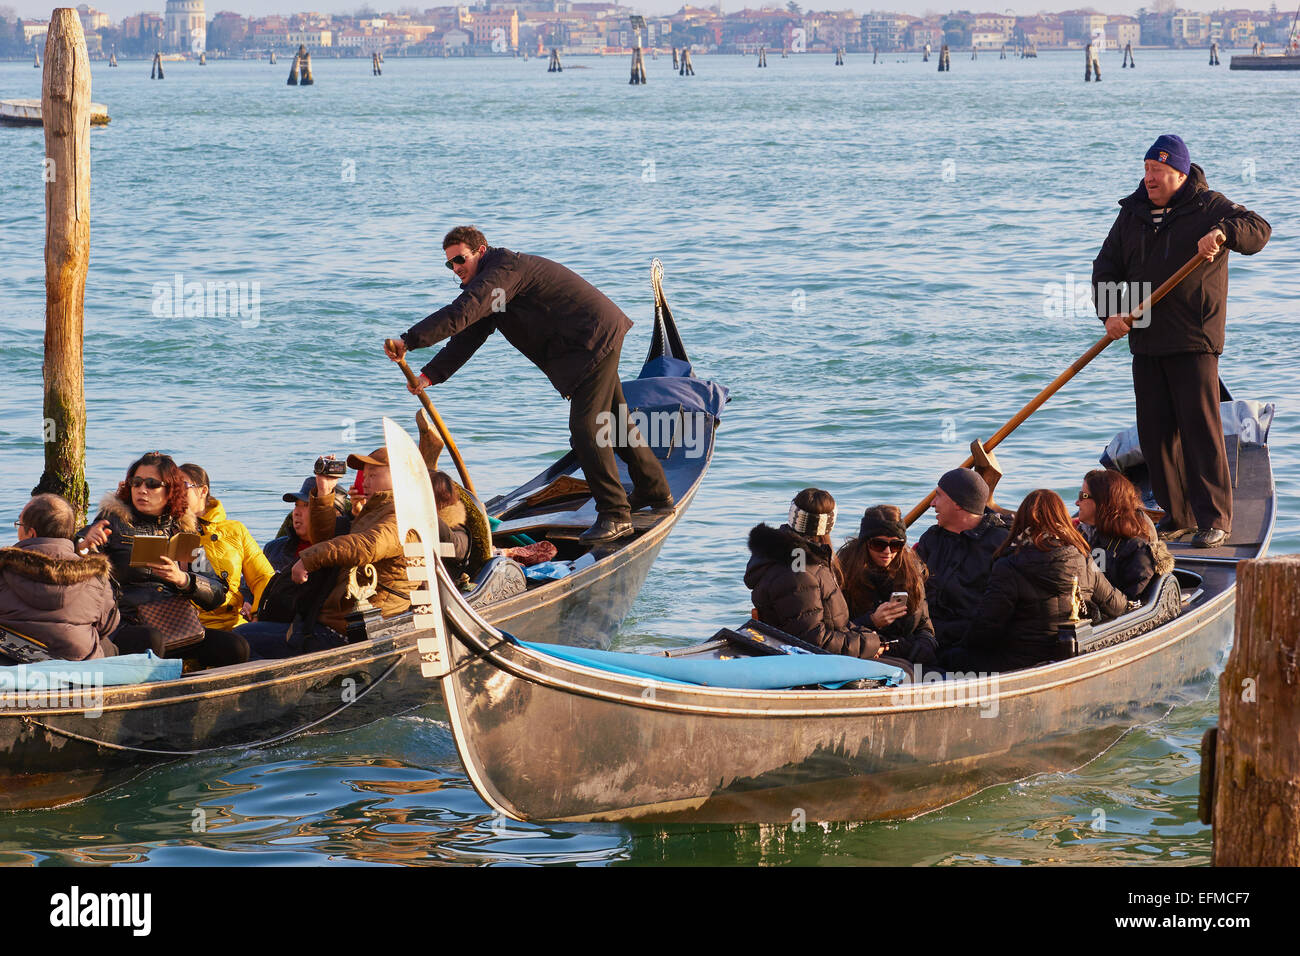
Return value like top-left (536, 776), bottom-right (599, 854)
top-left (77, 452), bottom-right (249, 667)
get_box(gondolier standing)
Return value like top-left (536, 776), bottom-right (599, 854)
top-left (385, 226), bottom-right (673, 543)
top-left (1092, 135), bottom-right (1270, 548)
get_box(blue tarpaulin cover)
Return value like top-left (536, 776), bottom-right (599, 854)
top-left (520, 641), bottom-right (905, 689)
top-left (626, 359), bottom-right (729, 420)
top-left (0, 652), bottom-right (183, 691)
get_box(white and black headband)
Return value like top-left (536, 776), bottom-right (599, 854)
top-left (788, 501), bottom-right (836, 536)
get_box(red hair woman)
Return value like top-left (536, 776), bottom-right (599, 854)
top-left (1076, 469), bottom-right (1172, 600)
top-left (944, 489), bottom-right (1128, 672)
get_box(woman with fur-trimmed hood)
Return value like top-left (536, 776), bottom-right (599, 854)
top-left (76, 452), bottom-right (249, 667)
top-left (744, 488), bottom-right (884, 661)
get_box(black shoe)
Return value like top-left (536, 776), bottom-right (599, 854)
top-left (1192, 527), bottom-right (1227, 548)
top-left (627, 489), bottom-right (675, 513)
top-left (579, 515), bottom-right (633, 544)
top-left (1155, 518), bottom-right (1191, 542)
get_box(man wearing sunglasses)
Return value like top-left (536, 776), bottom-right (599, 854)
top-left (385, 225), bottom-right (672, 544)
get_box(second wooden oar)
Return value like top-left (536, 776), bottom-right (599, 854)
top-left (384, 339), bottom-right (476, 497)
top-left (904, 245), bottom-right (1217, 527)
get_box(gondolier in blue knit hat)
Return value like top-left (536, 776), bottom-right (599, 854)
top-left (1091, 135), bottom-right (1271, 549)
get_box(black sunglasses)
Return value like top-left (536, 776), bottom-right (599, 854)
top-left (130, 476), bottom-right (166, 490)
top-left (868, 537), bottom-right (906, 553)
top-left (445, 254), bottom-right (470, 270)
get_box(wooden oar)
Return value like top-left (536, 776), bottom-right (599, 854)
top-left (904, 245), bottom-right (1217, 528)
top-left (384, 339), bottom-right (476, 497)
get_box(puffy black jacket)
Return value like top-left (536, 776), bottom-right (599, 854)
top-left (843, 568), bottom-right (938, 666)
top-left (403, 247), bottom-right (633, 398)
top-left (914, 510), bottom-right (1012, 648)
top-left (743, 524), bottom-right (881, 660)
top-left (1092, 163), bottom-right (1270, 356)
top-left (77, 494), bottom-right (230, 621)
top-left (1084, 527), bottom-right (1158, 601)
top-left (956, 541), bottom-right (1128, 671)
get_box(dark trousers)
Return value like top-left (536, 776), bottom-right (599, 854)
top-left (1132, 353), bottom-right (1232, 532)
top-left (111, 624), bottom-right (249, 667)
top-left (568, 349), bottom-right (671, 521)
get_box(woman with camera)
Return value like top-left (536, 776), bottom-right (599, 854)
top-left (1075, 469), bottom-right (1171, 601)
top-left (836, 505), bottom-right (940, 668)
top-left (179, 463), bottom-right (274, 630)
top-left (943, 489), bottom-right (1128, 673)
top-left (77, 452), bottom-right (250, 668)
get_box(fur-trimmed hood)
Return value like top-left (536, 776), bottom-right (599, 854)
top-left (746, 523), bottom-right (832, 569)
top-left (94, 491), bottom-right (198, 534)
top-left (438, 497), bottom-right (467, 529)
top-left (0, 539), bottom-right (111, 586)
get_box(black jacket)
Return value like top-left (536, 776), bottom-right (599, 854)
top-left (914, 510), bottom-right (1012, 648)
top-left (403, 247), bottom-right (633, 398)
top-left (1083, 526), bottom-right (1159, 601)
top-left (1092, 163), bottom-right (1270, 356)
top-left (958, 541), bottom-right (1128, 671)
top-left (77, 494), bottom-right (230, 621)
top-left (844, 568), bottom-right (938, 666)
top-left (743, 523), bottom-right (882, 660)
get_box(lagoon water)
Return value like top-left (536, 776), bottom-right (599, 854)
top-left (0, 50), bottom-right (1296, 865)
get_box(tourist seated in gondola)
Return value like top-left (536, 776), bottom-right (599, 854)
top-left (430, 469), bottom-right (472, 577)
top-left (180, 463), bottom-right (274, 630)
top-left (263, 479), bottom-right (319, 573)
top-left (745, 489), bottom-right (885, 662)
top-left (1, 494), bottom-right (120, 661)
top-left (1075, 469), bottom-right (1173, 601)
top-left (942, 489), bottom-right (1128, 673)
top-left (836, 505), bottom-right (940, 668)
top-left (914, 468), bottom-right (1012, 652)
top-left (237, 448), bottom-right (412, 659)
top-left (76, 452), bottom-right (250, 667)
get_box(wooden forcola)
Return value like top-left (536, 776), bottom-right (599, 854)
top-left (384, 340), bottom-right (476, 496)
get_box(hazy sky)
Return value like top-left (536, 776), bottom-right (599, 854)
top-left (4, 1), bottom-right (1252, 25)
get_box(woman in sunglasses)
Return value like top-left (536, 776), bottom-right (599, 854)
top-left (944, 489), bottom-right (1128, 673)
top-left (76, 452), bottom-right (249, 668)
top-left (1076, 469), bottom-right (1172, 601)
top-left (836, 505), bottom-right (939, 667)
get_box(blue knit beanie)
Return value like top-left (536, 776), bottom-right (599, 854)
top-left (1145, 134), bottom-right (1191, 176)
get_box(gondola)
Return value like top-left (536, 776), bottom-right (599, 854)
top-left (416, 405), bottom-right (1276, 823)
top-left (0, 260), bottom-right (727, 811)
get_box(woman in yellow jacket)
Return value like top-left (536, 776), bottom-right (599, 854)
top-left (180, 463), bottom-right (274, 630)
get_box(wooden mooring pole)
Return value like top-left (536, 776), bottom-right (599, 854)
top-left (1200, 555), bottom-right (1300, 865)
top-left (35, 9), bottom-right (91, 521)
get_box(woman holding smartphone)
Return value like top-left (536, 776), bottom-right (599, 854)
top-left (77, 452), bottom-right (250, 668)
top-left (837, 505), bottom-right (939, 668)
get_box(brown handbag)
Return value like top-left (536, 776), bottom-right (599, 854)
top-left (135, 595), bottom-right (206, 652)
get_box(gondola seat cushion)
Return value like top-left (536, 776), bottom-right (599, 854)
top-left (521, 641), bottom-right (905, 689)
top-left (0, 651), bottom-right (182, 691)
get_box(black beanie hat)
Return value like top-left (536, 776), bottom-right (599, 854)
top-left (938, 468), bottom-right (989, 515)
top-left (859, 504), bottom-right (906, 541)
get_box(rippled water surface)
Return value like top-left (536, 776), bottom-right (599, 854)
top-left (0, 51), bottom-right (1296, 865)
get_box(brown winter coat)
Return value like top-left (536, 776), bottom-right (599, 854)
top-left (0, 538), bottom-right (119, 661)
top-left (743, 523), bottom-right (882, 660)
top-left (301, 490), bottom-right (413, 634)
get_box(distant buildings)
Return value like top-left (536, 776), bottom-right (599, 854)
top-left (165, 0), bottom-right (206, 52)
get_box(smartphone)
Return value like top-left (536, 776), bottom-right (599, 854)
top-left (890, 591), bottom-right (909, 607)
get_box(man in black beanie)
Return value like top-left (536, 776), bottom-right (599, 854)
top-left (914, 468), bottom-right (1011, 651)
top-left (1092, 134), bottom-right (1270, 548)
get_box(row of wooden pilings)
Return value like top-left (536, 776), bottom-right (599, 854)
top-left (286, 45), bottom-right (314, 85)
top-left (30, 7), bottom-right (1300, 868)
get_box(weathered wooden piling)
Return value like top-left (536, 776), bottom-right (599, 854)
top-left (757, 46), bottom-right (766, 67)
top-left (287, 50), bottom-right (299, 84)
top-left (547, 48), bottom-right (562, 72)
top-left (1209, 41), bottom-right (1220, 65)
top-left (922, 42), bottom-right (930, 61)
top-left (970, 45), bottom-right (977, 59)
top-left (108, 45), bottom-right (117, 67)
top-left (1199, 555), bottom-right (1300, 866)
top-left (629, 45), bottom-right (646, 84)
top-left (781, 46), bottom-right (788, 58)
top-left (938, 44), bottom-right (950, 71)
top-left (34, 50), bottom-right (40, 67)
top-left (198, 50), bottom-right (206, 65)
top-left (151, 50), bottom-right (164, 79)
top-left (372, 51), bottom-right (382, 75)
top-left (1122, 42), bottom-right (1134, 67)
top-left (298, 45), bottom-right (314, 85)
top-left (1084, 41), bottom-right (1100, 81)
top-left (671, 47), bottom-right (679, 69)
top-left (834, 47), bottom-right (844, 65)
top-left (872, 46), bottom-right (878, 63)
top-left (999, 43), bottom-right (1006, 59)
top-left (270, 50), bottom-right (277, 64)
top-left (679, 49), bottom-right (694, 75)
top-left (35, 9), bottom-right (91, 520)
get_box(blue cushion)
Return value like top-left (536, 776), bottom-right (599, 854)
top-left (0, 652), bottom-right (183, 691)
top-left (520, 641), bottom-right (904, 689)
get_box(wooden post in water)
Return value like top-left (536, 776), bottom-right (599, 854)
top-left (548, 48), bottom-right (562, 72)
top-left (287, 49), bottom-right (300, 84)
top-left (679, 49), bottom-right (694, 75)
top-left (1201, 555), bottom-right (1300, 866)
top-left (923, 42), bottom-right (930, 61)
top-left (671, 46), bottom-right (678, 69)
top-left (1085, 41), bottom-right (1100, 81)
top-left (299, 46), bottom-right (314, 85)
top-left (199, 50), bottom-right (206, 65)
top-left (1209, 41), bottom-right (1220, 65)
top-left (938, 44), bottom-right (949, 71)
top-left (35, 9), bottom-right (91, 521)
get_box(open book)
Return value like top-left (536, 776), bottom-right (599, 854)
top-left (128, 532), bottom-right (202, 568)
